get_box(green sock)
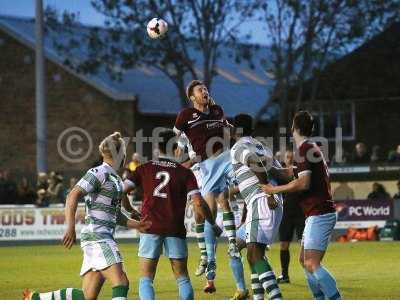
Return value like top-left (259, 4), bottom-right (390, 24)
top-left (33, 288), bottom-right (84, 300)
top-left (250, 265), bottom-right (264, 299)
top-left (254, 259), bottom-right (282, 299)
top-left (223, 211), bottom-right (236, 242)
top-left (112, 285), bottom-right (129, 300)
top-left (195, 223), bottom-right (207, 260)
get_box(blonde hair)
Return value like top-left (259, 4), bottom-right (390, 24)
top-left (99, 131), bottom-right (126, 159)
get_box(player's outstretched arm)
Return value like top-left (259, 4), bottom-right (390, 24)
top-left (63, 186), bottom-right (84, 249)
top-left (261, 174), bottom-right (311, 195)
top-left (268, 166), bottom-right (295, 184)
top-left (126, 218), bottom-right (152, 233)
top-left (116, 206), bottom-right (152, 232)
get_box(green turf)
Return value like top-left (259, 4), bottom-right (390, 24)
top-left (1, 241), bottom-right (399, 299)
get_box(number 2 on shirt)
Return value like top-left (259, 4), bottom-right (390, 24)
top-left (153, 171), bottom-right (170, 199)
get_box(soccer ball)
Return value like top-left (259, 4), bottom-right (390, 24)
top-left (146, 18), bottom-right (168, 39)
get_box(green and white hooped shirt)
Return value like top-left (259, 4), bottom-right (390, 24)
top-left (76, 162), bottom-right (124, 247)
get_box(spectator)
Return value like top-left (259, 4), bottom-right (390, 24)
top-left (388, 145), bottom-right (400, 163)
top-left (350, 142), bottom-right (370, 164)
top-left (37, 172), bottom-right (48, 191)
top-left (2, 170), bottom-right (18, 204)
top-left (367, 182), bottom-right (390, 200)
top-left (66, 177), bottom-right (77, 194)
top-left (17, 177), bottom-right (36, 204)
top-left (274, 150), bottom-right (282, 163)
top-left (64, 177), bottom-right (82, 203)
top-left (127, 153), bottom-right (141, 172)
top-left (370, 145), bottom-right (382, 163)
top-left (47, 172), bottom-right (65, 204)
top-left (35, 189), bottom-right (49, 207)
top-left (393, 180), bottom-right (400, 201)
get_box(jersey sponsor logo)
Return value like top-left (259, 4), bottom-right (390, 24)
top-left (206, 121), bottom-right (224, 129)
top-left (349, 205), bottom-right (390, 217)
top-left (188, 116), bottom-right (201, 124)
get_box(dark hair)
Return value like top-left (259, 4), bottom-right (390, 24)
top-left (186, 80), bottom-right (204, 100)
top-left (293, 110), bottom-right (314, 137)
top-left (158, 130), bottom-right (177, 155)
top-left (234, 114), bottom-right (253, 136)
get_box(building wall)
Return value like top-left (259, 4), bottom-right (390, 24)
top-left (0, 30), bottom-right (135, 176)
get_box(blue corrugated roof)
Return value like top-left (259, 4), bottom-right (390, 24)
top-left (0, 15), bottom-right (275, 118)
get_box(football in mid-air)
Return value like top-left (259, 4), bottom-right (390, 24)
top-left (146, 18), bottom-right (168, 39)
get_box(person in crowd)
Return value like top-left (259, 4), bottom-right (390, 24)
top-left (2, 170), bottom-right (18, 204)
top-left (35, 189), bottom-right (50, 207)
top-left (64, 177), bottom-right (82, 203)
top-left (393, 180), bottom-right (400, 201)
top-left (388, 145), bottom-right (400, 163)
top-left (47, 172), bottom-right (65, 204)
top-left (350, 142), bottom-right (370, 164)
top-left (17, 177), bottom-right (36, 204)
top-left (127, 152), bottom-right (141, 172)
top-left (274, 150), bottom-right (282, 163)
top-left (68, 177), bottom-right (78, 193)
top-left (370, 145), bottom-right (382, 163)
top-left (367, 182), bottom-right (390, 200)
top-left (37, 172), bottom-right (49, 191)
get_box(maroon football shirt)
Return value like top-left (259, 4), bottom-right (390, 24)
top-left (173, 104), bottom-right (228, 161)
top-left (125, 157), bottom-right (199, 238)
top-left (294, 140), bottom-right (336, 217)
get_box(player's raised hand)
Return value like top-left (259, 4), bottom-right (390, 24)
top-left (62, 227), bottom-right (76, 249)
top-left (137, 218), bottom-right (152, 233)
top-left (127, 216), bottom-right (152, 233)
top-left (261, 183), bottom-right (275, 194)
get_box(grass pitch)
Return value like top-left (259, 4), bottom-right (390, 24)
top-left (1, 241), bottom-right (399, 299)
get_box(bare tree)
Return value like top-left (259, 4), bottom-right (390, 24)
top-left (256, 0), bottom-right (400, 128)
top-left (45, 0), bottom-right (260, 106)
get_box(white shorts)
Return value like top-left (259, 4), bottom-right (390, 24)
top-left (215, 209), bottom-right (241, 237)
top-left (80, 240), bottom-right (123, 276)
top-left (245, 195), bottom-right (283, 245)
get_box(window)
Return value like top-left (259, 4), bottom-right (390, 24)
top-left (315, 102), bottom-right (355, 141)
